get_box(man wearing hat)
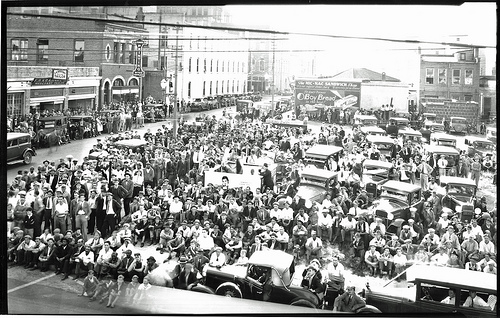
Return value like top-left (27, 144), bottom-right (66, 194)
top-left (333, 283), bottom-right (366, 312)
top-left (16, 234), bottom-right (37, 267)
top-left (54, 237), bottom-right (72, 280)
top-left (300, 261), bottom-right (324, 301)
top-left (209, 246), bottom-right (226, 268)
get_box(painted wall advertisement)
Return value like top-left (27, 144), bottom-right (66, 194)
top-left (294, 79), bottom-right (361, 109)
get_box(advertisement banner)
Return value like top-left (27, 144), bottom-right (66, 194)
top-left (294, 79), bottom-right (361, 109)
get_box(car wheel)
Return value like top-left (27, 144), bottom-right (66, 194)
top-left (215, 284), bottom-right (242, 298)
top-left (356, 305), bottom-right (382, 314)
top-left (23, 151), bottom-right (33, 164)
top-left (290, 299), bottom-right (316, 308)
top-left (188, 284), bottom-right (215, 294)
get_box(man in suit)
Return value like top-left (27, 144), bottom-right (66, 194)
top-left (42, 189), bottom-right (55, 232)
top-left (249, 235), bottom-right (267, 257)
top-left (333, 284), bottom-right (366, 312)
top-left (101, 192), bottom-right (120, 238)
top-left (54, 237), bottom-right (73, 280)
top-left (267, 232), bottom-right (282, 250)
top-left (121, 172), bottom-right (134, 217)
top-left (173, 261), bottom-right (198, 290)
top-left (47, 169), bottom-right (59, 193)
top-left (389, 139), bottom-right (402, 160)
top-left (73, 193), bottom-right (91, 242)
top-left (38, 237), bottom-right (57, 272)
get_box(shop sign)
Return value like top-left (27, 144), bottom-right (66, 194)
top-left (294, 79), bottom-right (361, 108)
top-left (32, 78), bottom-right (67, 86)
top-left (52, 69), bottom-right (68, 80)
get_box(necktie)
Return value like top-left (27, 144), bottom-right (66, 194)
top-left (471, 299), bottom-right (474, 308)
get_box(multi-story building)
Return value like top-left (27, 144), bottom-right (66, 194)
top-left (419, 48), bottom-right (481, 102)
top-left (6, 6), bottom-right (147, 114)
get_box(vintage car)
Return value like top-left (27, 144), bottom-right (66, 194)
top-left (206, 96), bottom-right (218, 109)
top-left (143, 104), bottom-right (165, 122)
top-left (365, 264), bottom-right (497, 317)
top-left (448, 116), bottom-right (468, 134)
top-left (295, 167), bottom-right (338, 203)
top-left (420, 122), bottom-right (445, 143)
top-left (303, 145), bottom-right (343, 169)
top-left (422, 112), bottom-right (437, 123)
top-left (398, 128), bottom-right (423, 143)
top-left (37, 115), bottom-right (68, 135)
top-left (429, 132), bottom-right (457, 148)
top-left (485, 126), bottom-right (496, 143)
top-left (385, 117), bottom-right (409, 137)
top-left (7, 132), bottom-right (37, 165)
top-left (190, 97), bottom-right (208, 112)
top-left (353, 114), bottom-right (378, 128)
top-left (424, 145), bottom-right (460, 176)
top-left (360, 126), bottom-right (386, 136)
top-left (370, 180), bottom-right (423, 222)
top-left (439, 176), bottom-right (477, 222)
top-left (462, 136), bottom-right (496, 158)
top-left (366, 135), bottom-right (397, 159)
top-left (362, 160), bottom-right (393, 200)
top-left (68, 115), bottom-right (94, 139)
top-left (198, 250), bottom-right (322, 308)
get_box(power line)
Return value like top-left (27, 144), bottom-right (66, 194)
top-left (7, 12), bottom-right (495, 49)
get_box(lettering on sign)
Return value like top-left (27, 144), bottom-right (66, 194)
top-left (52, 69), bottom-right (68, 80)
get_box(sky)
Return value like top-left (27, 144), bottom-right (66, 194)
top-left (226, 3), bottom-right (496, 83)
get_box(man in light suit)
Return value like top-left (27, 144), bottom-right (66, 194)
top-left (74, 193), bottom-right (91, 242)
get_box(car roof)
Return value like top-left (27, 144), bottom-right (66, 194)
top-left (7, 132), bottom-right (31, 141)
top-left (406, 265), bottom-right (496, 293)
top-left (399, 128), bottom-right (422, 136)
top-left (363, 159), bottom-right (393, 169)
top-left (366, 135), bottom-right (395, 143)
top-left (424, 145), bottom-right (460, 155)
top-left (248, 250), bottom-right (294, 271)
top-left (422, 113), bottom-right (436, 116)
top-left (465, 136), bottom-right (494, 143)
top-left (389, 117), bottom-right (409, 122)
top-left (382, 180), bottom-right (421, 193)
top-left (439, 176), bottom-right (477, 187)
top-left (301, 167), bottom-right (338, 179)
top-left (431, 132), bottom-right (457, 139)
top-left (114, 139), bottom-right (148, 147)
top-left (305, 145), bottom-right (343, 156)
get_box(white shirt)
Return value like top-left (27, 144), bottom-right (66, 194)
top-left (209, 252), bottom-right (226, 267)
top-left (327, 262), bottom-right (345, 280)
top-left (78, 250), bottom-right (95, 265)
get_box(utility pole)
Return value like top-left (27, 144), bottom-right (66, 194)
top-left (271, 36), bottom-right (276, 117)
top-left (172, 23), bottom-right (182, 139)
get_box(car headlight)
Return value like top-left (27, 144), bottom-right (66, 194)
top-left (455, 205), bottom-right (462, 213)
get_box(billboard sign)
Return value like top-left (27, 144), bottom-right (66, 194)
top-left (294, 79), bottom-right (361, 109)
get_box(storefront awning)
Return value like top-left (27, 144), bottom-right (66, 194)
top-left (68, 93), bottom-right (96, 101)
top-left (112, 88), bottom-right (139, 94)
top-left (30, 96), bottom-right (65, 104)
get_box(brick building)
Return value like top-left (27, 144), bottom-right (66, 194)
top-left (6, 7), bottom-right (146, 112)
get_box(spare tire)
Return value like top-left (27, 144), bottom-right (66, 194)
top-left (215, 283), bottom-right (242, 298)
top-left (290, 299), bottom-right (316, 308)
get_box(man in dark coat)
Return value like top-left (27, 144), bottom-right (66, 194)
top-left (259, 163), bottom-right (274, 192)
top-left (173, 261), bottom-right (198, 290)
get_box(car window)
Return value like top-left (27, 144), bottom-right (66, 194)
top-left (7, 139), bottom-right (17, 147)
top-left (18, 136), bottom-right (29, 144)
top-left (410, 191), bottom-right (421, 205)
top-left (419, 283), bottom-right (453, 305)
top-left (459, 288), bottom-right (494, 311)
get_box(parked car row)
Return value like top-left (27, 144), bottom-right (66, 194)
top-left (189, 93), bottom-right (262, 113)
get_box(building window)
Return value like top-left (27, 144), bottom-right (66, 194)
top-left (216, 60), bottom-right (219, 72)
top-left (222, 60), bottom-right (225, 72)
top-left (438, 69), bottom-right (447, 84)
top-left (189, 57), bottom-right (192, 73)
top-left (197, 58), bottom-right (199, 73)
top-left (222, 81), bottom-right (224, 94)
top-left (7, 93), bottom-right (23, 116)
top-left (188, 82), bottom-right (191, 98)
top-left (452, 69), bottom-right (461, 85)
top-left (210, 81), bottom-right (212, 95)
top-left (259, 60), bottom-right (265, 72)
top-left (227, 81), bottom-right (230, 93)
top-left (465, 69), bottom-right (473, 85)
top-left (460, 53), bottom-right (466, 61)
top-left (106, 44), bottom-right (111, 61)
top-left (160, 56), bottom-right (167, 70)
top-left (113, 78), bottom-right (124, 86)
top-left (237, 81), bottom-right (239, 92)
top-left (113, 42), bottom-right (119, 63)
top-left (425, 68), bottom-right (434, 84)
top-left (128, 44), bottom-right (135, 64)
top-left (233, 61), bottom-right (235, 72)
top-left (203, 81), bottom-right (206, 96)
top-left (36, 39), bottom-right (48, 63)
top-left (142, 56), bottom-right (148, 68)
top-left (464, 95), bottom-right (473, 101)
top-left (216, 81), bottom-right (218, 94)
top-left (74, 40), bottom-right (85, 62)
top-left (11, 38), bottom-right (28, 61)
top-left (120, 43), bottom-right (126, 64)
top-left (210, 59), bottom-right (213, 72)
top-left (204, 59), bottom-right (207, 73)
top-left (232, 80), bottom-right (235, 93)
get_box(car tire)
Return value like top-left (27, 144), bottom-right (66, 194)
top-left (23, 151), bottom-right (33, 165)
top-left (188, 284), bottom-right (215, 294)
top-left (215, 284), bottom-right (242, 298)
top-left (290, 299), bottom-right (316, 308)
top-left (356, 305), bottom-right (382, 314)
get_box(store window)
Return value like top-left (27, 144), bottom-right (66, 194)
top-left (425, 68), bottom-right (434, 84)
top-left (128, 44), bottom-right (135, 64)
top-left (120, 43), bottom-right (126, 64)
top-left (7, 93), bottom-right (24, 116)
top-left (74, 40), bottom-right (85, 62)
top-left (11, 38), bottom-right (28, 61)
top-left (465, 69), bottom-right (473, 85)
top-left (452, 69), bottom-right (461, 85)
top-left (438, 69), bottom-right (446, 84)
top-left (36, 39), bottom-right (48, 63)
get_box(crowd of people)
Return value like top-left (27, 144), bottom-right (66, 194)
top-left (6, 105), bottom-right (497, 311)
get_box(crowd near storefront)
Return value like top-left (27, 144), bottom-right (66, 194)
top-left (6, 105), bottom-right (497, 310)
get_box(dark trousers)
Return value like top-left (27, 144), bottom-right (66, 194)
top-left (102, 214), bottom-right (116, 238)
top-left (55, 257), bottom-right (70, 275)
top-left (33, 211), bottom-right (43, 238)
top-left (96, 213), bottom-right (105, 235)
top-left (123, 198), bottom-right (132, 216)
top-left (88, 209), bottom-right (96, 235)
top-left (43, 209), bottom-right (53, 232)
